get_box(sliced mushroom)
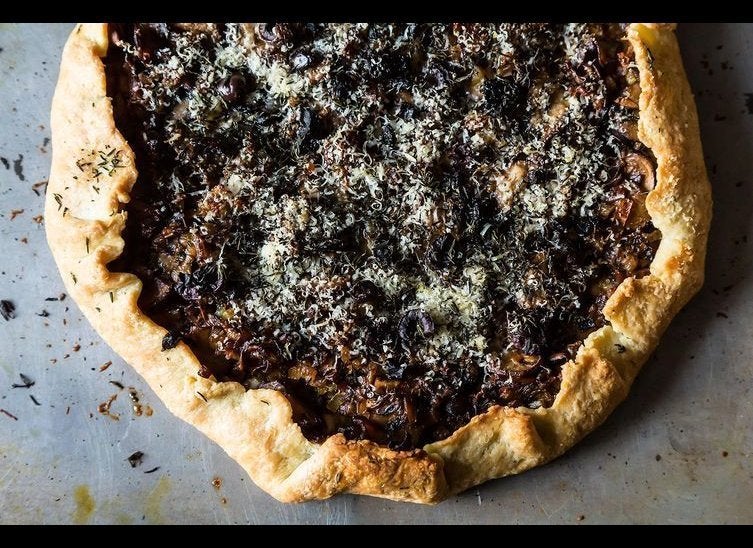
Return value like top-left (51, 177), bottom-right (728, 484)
top-left (133, 23), bottom-right (169, 61)
top-left (491, 160), bottom-right (528, 211)
top-left (291, 51), bottom-right (312, 71)
top-left (351, 279), bottom-right (383, 304)
top-left (257, 23), bottom-right (277, 42)
top-left (217, 73), bottom-right (248, 105)
top-left (238, 23), bottom-right (279, 50)
top-left (171, 23), bottom-right (218, 36)
top-left (613, 197), bottom-right (633, 226)
top-left (616, 95), bottom-right (639, 110)
top-left (624, 152), bottom-right (656, 191)
top-left (546, 89), bottom-right (569, 122)
top-left (398, 309), bottom-right (435, 342)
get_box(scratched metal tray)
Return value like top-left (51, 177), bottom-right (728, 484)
top-left (1, 23), bottom-right (751, 524)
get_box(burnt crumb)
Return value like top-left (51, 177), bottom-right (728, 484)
top-left (127, 450), bottom-right (145, 468)
top-left (36, 310), bottom-right (49, 317)
top-left (716, 312), bottom-right (729, 318)
top-left (655, 454), bottom-right (661, 461)
top-left (109, 380), bottom-right (125, 390)
top-left (615, 344), bottom-right (626, 354)
top-left (12, 154), bottom-right (24, 181)
top-left (713, 114), bottom-right (727, 122)
top-left (11, 373), bottom-right (35, 389)
top-left (9, 209), bottom-right (24, 220)
top-left (722, 451), bottom-right (729, 458)
top-left (0, 157), bottom-right (9, 170)
top-left (99, 360), bottom-right (113, 372)
top-left (32, 181), bottom-right (48, 196)
top-left (1, 300), bottom-right (16, 321)
top-left (1, 409), bottom-right (18, 421)
top-left (144, 466), bottom-right (161, 474)
top-left (29, 395), bottom-right (41, 406)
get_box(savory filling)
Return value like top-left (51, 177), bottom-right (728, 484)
top-left (105, 23), bottom-right (659, 449)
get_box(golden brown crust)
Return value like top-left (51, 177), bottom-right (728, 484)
top-left (46, 23), bottom-right (710, 503)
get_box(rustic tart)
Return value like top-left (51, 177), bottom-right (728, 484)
top-left (46, 23), bottom-right (710, 503)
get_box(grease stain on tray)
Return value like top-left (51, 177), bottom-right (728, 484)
top-left (144, 475), bottom-right (171, 524)
top-left (72, 485), bottom-right (95, 524)
top-left (114, 512), bottom-right (134, 525)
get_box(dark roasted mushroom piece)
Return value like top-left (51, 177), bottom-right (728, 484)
top-left (624, 152), bottom-right (656, 191)
top-left (398, 309), bottom-right (435, 343)
top-left (352, 280), bottom-right (383, 304)
top-left (257, 23), bottom-right (277, 43)
top-left (217, 73), bottom-right (248, 104)
top-left (133, 23), bottom-right (168, 61)
top-left (291, 51), bottom-right (317, 71)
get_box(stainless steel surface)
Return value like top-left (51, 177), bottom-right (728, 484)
top-left (0, 23), bottom-right (751, 524)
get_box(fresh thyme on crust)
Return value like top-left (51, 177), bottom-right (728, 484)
top-left (106, 23), bottom-right (659, 449)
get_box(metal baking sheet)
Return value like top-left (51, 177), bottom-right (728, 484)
top-left (1, 23), bottom-right (751, 525)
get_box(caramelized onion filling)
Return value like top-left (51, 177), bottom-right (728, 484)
top-left (107, 23), bottom-right (659, 449)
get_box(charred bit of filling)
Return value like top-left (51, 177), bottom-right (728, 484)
top-left (105, 23), bottom-right (659, 449)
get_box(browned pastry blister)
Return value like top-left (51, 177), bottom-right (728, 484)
top-left (46, 23), bottom-right (710, 503)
